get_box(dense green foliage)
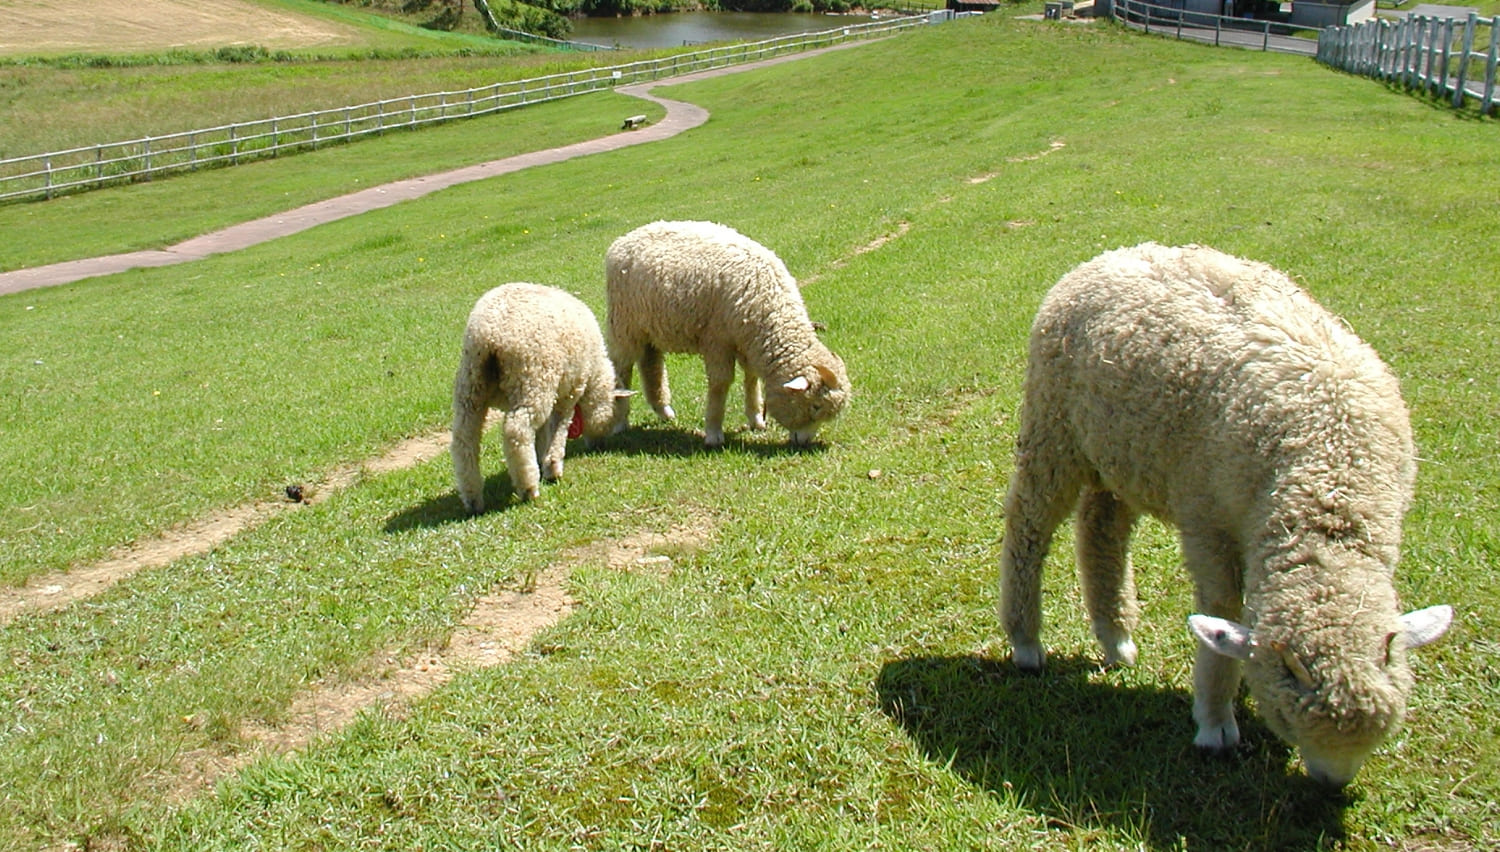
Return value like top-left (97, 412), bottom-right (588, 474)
top-left (1, 11), bottom-right (1497, 851)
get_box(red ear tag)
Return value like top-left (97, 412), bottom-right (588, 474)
top-left (567, 406), bottom-right (585, 439)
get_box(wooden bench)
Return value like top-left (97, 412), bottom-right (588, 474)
top-left (621, 114), bottom-right (648, 130)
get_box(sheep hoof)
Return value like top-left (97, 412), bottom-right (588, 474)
top-left (1011, 643), bottom-right (1046, 672)
top-left (659, 405), bottom-right (677, 422)
top-left (1193, 720), bottom-right (1240, 753)
top-left (704, 429), bottom-right (725, 449)
top-left (1102, 637), bottom-right (1138, 668)
top-left (748, 415), bottom-right (767, 431)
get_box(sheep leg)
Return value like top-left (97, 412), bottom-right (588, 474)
top-left (537, 406), bottom-right (568, 483)
top-left (640, 344), bottom-right (675, 422)
top-left (741, 357), bottom-right (766, 431)
top-left (1183, 529), bottom-right (1246, 752)
top-left (502, 407), bottom-right (542, 501)
top-left (609, 346), bottom-right (636, 434)
top-left (999, 440), bottom-right (1087, 671)
top-left (1075, 488), bottom-right (1140, 667)
top-left (451, 374), bottom-right (490, 516)
top-left (702, 349), bottom-right (736, 448)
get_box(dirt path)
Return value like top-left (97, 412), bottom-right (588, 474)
top-left (0, 42), bottom-right (872, 296)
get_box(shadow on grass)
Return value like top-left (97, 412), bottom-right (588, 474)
top-left (876, 654), bottom-right (1351, 850)
top-left (600, 422), bottom-right (832, 459)
top-left (383, 424), bottom-right (823, 533)
top-left (383, 472), bottom-right (521, 533)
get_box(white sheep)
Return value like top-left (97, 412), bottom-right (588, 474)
top-left (999, 242), bottom-right (1452, 787)
top-left (452, 282), bottom-right (623, 511)
top-left (605, 220), bottom-right (850, 448)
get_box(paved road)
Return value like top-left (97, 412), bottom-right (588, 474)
top-left (0, 43), bottom-right (868, 296)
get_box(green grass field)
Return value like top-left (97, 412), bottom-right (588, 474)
top-left (0, 10), bottom-right (1497, 851)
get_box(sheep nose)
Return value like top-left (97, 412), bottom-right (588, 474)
top-left (1304, 756), bottom-right (1358, 789)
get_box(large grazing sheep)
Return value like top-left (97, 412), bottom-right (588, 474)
top-left (998, 242), bottom-right (1452, 787)
top-left (452, 283), bottom-right (623, 511)
top-left (605, 220), bottom-right (850, 448)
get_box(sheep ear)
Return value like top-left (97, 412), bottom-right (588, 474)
top-left (783, 376), bottom-right (811, 392)
top-left (815, 362), bottom-right (840, 390)
top-left (613, 389), bottom-right (637, 399)
top-left (1400, 604), bottom-right (1453, 648)
top-left (1188, 614), bottom-right (1254, 660)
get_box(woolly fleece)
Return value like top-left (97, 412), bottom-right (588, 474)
top-left (452, 283), bottom-right (616, 510)
top-left (999, 242), bottom-right (1450, 786)
top-left (605, 220), bottom-right (849, 447)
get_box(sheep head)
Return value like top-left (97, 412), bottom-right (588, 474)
top-left (1189, 603), bottom-right (1452, 787)
top-left (765, 353), bottom-right (850, 447)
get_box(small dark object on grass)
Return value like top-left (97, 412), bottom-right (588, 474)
top-left (285, 484), bottom-right (305, 503)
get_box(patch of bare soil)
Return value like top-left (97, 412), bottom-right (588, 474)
top-left (803, 221), bottom-right (913, 286)
top-left (0, 0), bottom-right (368, 55)
top-left (0, 420), bottom-right (487, 628)
top-left (164, 514), bottom-right (718, 803)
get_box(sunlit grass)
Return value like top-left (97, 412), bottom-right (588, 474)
top-left (0, 13), bottom-right (1496, 851)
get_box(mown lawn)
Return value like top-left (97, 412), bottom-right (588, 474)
top-left (0, 12), bottom-right (1496, 851)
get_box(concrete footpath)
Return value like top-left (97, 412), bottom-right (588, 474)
top-left (0, 43), bottom-right (868, 296)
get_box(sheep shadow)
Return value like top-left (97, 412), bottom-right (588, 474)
top-left (875, 654), bottom-right (1351, 850)
top-left (605, 422), bottom-right (831, 460)
top-left (383, 471), bottom-right (523, 532)
top-left (383, 426), bottom-right (824, 533)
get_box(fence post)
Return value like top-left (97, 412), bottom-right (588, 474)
top-left (1484, 15), bottom-right (1499, 115)
top-left (1438, 16), bottom-right (1455, 97)
top-left (272, 118), bottom-right (279, 156)
top-left (1422, 18), bottom-right (1437, 92)
top-left (45, 157), bottom-right (53, 200)
top-left (1453, 12), bottom-right (1476, 107)
top-left (143, 137), bottom-right (152, 182)
top-left (95, 145), bottom-right (104, 188)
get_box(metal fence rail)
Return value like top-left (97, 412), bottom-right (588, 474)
top-left (1110, 0), bottom-right (1322, 54)
top-left (0, 14), bottom-right (935, 205)
top-left (1316, 12), bottom-right (1499, 114)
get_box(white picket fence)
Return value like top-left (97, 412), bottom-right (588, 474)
top-left (1316, 12), bottom-right (1499, 114)
top-left (0, 14), bottom-right (937, 205)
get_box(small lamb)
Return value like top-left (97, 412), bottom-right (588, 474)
top-left (451, 282), bottom-right (623, 510)
top-left (605, 220), bottom-right (850, 448)
top-left (999, 242), bottom-right (1452, 787)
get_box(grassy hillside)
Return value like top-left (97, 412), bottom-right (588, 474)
top-left (1, 13), bottom-right (1497, 851)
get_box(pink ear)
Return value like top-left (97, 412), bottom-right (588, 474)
top-left (568, 406), bottom-right (585, 439)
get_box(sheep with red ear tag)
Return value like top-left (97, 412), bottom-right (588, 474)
top-left (452, 283), bottom-right (630, 511)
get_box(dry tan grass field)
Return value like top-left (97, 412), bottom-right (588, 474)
top-left (0, 0), bottom-right (368, 54)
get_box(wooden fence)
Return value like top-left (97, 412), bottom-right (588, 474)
top-left (1316, 12), bottom-right (1499, 115)
top-left (0, 14), bottom-right (933, 205)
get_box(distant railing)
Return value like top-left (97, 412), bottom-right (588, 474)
top-left (1316, 12), bottom-right (1499, 114)
top-left (1110, 0), bottom-right (1322, 54)
top-left (0, 14), bottom-right (933, 205)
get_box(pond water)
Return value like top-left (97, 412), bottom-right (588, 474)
top-left (567, 11), bottom-right (880, 50)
